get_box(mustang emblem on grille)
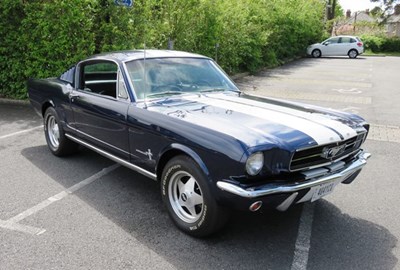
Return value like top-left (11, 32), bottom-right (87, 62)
top-left (322, 145), bottom-right (346, 159)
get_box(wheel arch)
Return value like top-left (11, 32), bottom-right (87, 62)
top-left (156, 143), bottom-right (210, 182)
top-left (41, 99), bottom-right (55, 117)
top-left (312, 48), bottom-right (321, 58)
top-left (348, 48), bottom-right (358, 58)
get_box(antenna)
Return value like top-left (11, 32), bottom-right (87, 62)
top-left (143, 41), bottom-right (147, 108)
top-left (142, 9), bottom-right (148, 108)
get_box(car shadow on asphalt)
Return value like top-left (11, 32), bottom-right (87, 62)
top-left (308, 200), bottom-right (398, 270)
top-left (21, 146), bottom-right (397, 270)
top-left (314, 56), bottom-right (367, 60)
top-left (0, 103), bottom-right (42, 134)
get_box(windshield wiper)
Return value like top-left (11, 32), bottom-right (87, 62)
top-left (146, 91), bottom-right (183, 98)
top-left (199, 88), bottom-right (226, 93)
top-left (200, 88), bottom-right (242, 95)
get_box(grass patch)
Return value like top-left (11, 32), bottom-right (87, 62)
top-left (364, 50), bottom-right (400, 56)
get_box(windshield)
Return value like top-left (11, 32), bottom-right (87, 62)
top-left (125, 57), bottom-right (239, 100)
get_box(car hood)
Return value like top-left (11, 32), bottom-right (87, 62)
top-left (147, 92), bottom-right (366, 150)
top-left (309, 43), bottom-right (321, 47)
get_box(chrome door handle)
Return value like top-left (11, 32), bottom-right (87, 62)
top-left (69, 93), bottom-right (80, 100)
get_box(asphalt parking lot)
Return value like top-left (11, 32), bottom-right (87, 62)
top-left (1, 56), bottom-right (399, 270)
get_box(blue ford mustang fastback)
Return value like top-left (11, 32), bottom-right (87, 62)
top-left (28, 50), bottom-right (371, 237)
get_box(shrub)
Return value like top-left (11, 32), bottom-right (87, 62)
top-left (361, 35), bottom-right (385, 52)
top-left (361, 34), bottom-right (400, 53)
top-left (381, 37), bottom-right (400, 52)
top-left (0, 0), bottom-right (325, 99)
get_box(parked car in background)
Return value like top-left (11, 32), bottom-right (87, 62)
top-left (28, 50), bottom-right (370, 237)
top-left (307, 35), bottom-right (364, 58)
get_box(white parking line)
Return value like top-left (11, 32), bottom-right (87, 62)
top-left (0, 219), bottom-right (45, 235)
top-left (1, 163), bottom-right (120, 235)
top-left (291, 203), bottom-right (315, 270)
top-left (0, 125), bottom-right (43, 140)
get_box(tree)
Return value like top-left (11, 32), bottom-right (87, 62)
top-left (327, 0), bottom-right (337, 20)
top-left (371, 0), bottom-right (400, 14)
top-left (0, 0), bottom-right (326, 99)
top-left (370, 6), bottom-right (384, 17)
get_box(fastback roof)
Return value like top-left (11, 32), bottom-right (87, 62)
top-left (87, 50), bottom-right (209, 62)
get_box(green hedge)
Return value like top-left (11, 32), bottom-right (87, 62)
top-left (0, 0), bottom-right (325, 99)
top-left (361, 34), bottom-right (400, 53)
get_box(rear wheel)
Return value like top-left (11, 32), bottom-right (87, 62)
top-left (161, 155), bottom-right (229, 237)
top-left (348, 49), bottom-right (358, 59)
top-left (312, 49), bottom-right (321, 58)
top-left (44, 107), bottom-right (78, 156)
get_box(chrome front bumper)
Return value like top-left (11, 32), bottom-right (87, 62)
top-left (217, 151), bottom-right (371, 199)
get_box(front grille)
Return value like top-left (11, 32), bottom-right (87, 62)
top-left (290, 133), bottom-right (366, 171)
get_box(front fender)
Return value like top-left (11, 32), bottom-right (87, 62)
top-left (157, 143), bottom-right (210, 179)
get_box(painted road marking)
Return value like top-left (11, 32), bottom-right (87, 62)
top-left (340, 106), bottom-right (361, 114)
top-left (0, 219), bottom-right (45, 235)
top-left (0, 125), bottom-right (43, 140)
top-left (368, 124), bottom-right (400, 143)
top-left (332, 88), bottom-right (363, 94)
top-left (264, 77), bottom-right (372, 88)
top-left (291, 203), bottom-right (315, 270)
top-left (1, 163), bottom-right (120, 235)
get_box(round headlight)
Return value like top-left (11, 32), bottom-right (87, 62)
top-left (246, 152), bottom-right (264, 176)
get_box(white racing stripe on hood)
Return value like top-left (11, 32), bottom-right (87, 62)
top-left (218, 94), bottom-right (358, 141)
top-left (184, 95), bottom-right (342, 145)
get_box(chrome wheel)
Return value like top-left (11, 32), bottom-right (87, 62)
top-left (47, 115), bottom-right (60, 148)
top-left (349, 50), bottom-right (358, 58)
top-left (161, 155), bottom-right (230, 236)
top-left (312, 49), bottom-right (321, 58)
top-left (168, 170), bottom-right (204, 223)
top-left (44, 107), bottom-right (78, 156)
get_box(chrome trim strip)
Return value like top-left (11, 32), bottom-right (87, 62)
top-left (217, 151), bottom-right (371, 199)
top-left (85, 80), bottom-right (117, 84)
top-left (293, 132), bottom-right (367, 152)
top-left (65, 134), bottom-right (157, 181)
top-left (290, 148), bottom-right (362, 172)
top-left (66, 125), bottom-right (131, 156)
top-left (289, 132), bottom-right (367, 172)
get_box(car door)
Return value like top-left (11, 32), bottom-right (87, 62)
top-left (69, 60), bottom-right (131, 160)
top-left (337, 37), bottom-right (352, 55)
top-left (322, 37), bottom-right (340, 56)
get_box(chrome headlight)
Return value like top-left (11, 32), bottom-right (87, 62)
top-left (246, 152), bottom-right (264, 176)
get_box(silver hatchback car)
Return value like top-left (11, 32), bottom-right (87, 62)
top-left (307, 36), bottom-right (364, 58)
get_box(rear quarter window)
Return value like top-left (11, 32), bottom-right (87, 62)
top-left (84, 63), bottom-right (117, 73)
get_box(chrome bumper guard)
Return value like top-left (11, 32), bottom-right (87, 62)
top-left (217, 151), bottom-right (371, 199)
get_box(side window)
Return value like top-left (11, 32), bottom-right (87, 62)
top-left (330, 37), bottom-right (339, 44)
top-left (350, 38), bottom-right (357, 43)
top-left (80, 61), bottom-right (118, 98)
top-left (117, 70), bottom-right (129, 100)
top-left (340, 37), bottom-right (351, 43)
top-left (324, 37), bottom-right (339, 45)
top-left (126, 60), bottom-right (146, 100)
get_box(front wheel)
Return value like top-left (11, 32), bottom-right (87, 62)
top-left (44, 107), bottom-right (78, 156)
top-left (348, 49), bottom-right (358, 59)
top-left (161, 155), bottom-right (229, 237)
top-left (312, 49), bottom-right (321, 58)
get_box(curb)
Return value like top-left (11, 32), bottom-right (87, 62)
top-left (363, 54), bottom-right (387, 57)
top-left (231, 72), bottom-right (250, 80)
top-left (0, 98), bottom-right (30, 106)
